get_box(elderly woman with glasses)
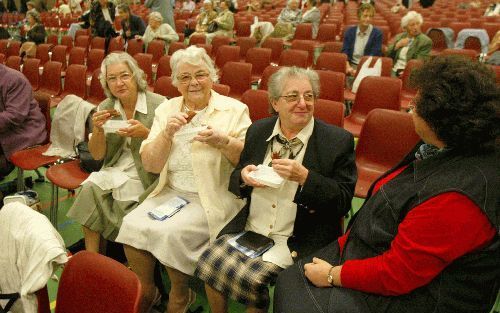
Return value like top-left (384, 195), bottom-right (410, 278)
top-left (194, 66), bottom-right (357, 313)
top-left (387, 11), bottom-right (432, 76)
top-left (67, 52), bottom-right (166, 255)
top-left (135, 11), bottom-right (178, 50)
top-left (274, 56), bottom-right (499, 313)
top-left (115, 46), bottom-right (251, 313)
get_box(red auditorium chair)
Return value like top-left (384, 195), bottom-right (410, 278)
top-left (235, 36), bottom-right (257, 61)
top-left (294, 23), bottom-right (313, 40)
top-left (134, 53), bottom-right (153, 85)
top-left (196, 43), bottom-right (212, 55)
top-left (220, 61), bottom-right (252, 99)
top-left (344, 56), bottom-right (393, 101)
top-left (214, 45), bottom-right (240, 70)
top-left (314, 52), bottom-right (347, 73)
top-left (154, 76), bottom-right (181, 98)
top-left (39, 61), bottom-right (63, 99)
top-left (146, 40), bottom-right (166, 66)
top-left (427, 28), bottom-right (448, 53)
top-left (60, 64), bottom-right (87, 99)
top-left (245, 47), bottom-right (272, 82)
top-left (9, 92), bottom-right (57, 191)
top-left (259, 65), bottom-right (282, 90)
top-left (240, 89), bottom-right (270, 122)
top-left (212, 83), bottom-right (230, 96)
top-left (60, 35), bottom-right (73, 53)
top-left (236, 20), bottom-right (252, 37)
top-left (68, 47), bottom-right (86, 65)
top-left (316, 24), bottom-right (337, 43)
top-left (74, 35), bottom-right (90, 52)
top-left (127, 38), bottom-right (144, 57)
top-left (55, 251), bottom-right (142, 313)
top-left (90, 36), bottom-right (106, 51)
top-left (189, 34), bottom-right (206, 45)
top-left (107, 37), bottom-right (125, 53)
top-left (36, 43), bottom-right (52, 66)
top-left (6, 40), bottom-right (20, 57)
top-left (156, 55), bottom-right (172, 79)
top-left (354, 109), bottom-right (420, 198)
top-left (290, 39), bottom-right (316, 67)
top-left (5, 55), bottom-right (21, 70)
top-left (22, 58), bottom-right (41, 90)
top-left (278, 49), bottom-right (308, 68)
top-left (211, 35), bottom-right (233, 58)
top-left (322, 41), bottom-right (343, 53)
top-left (261, 37), bottom-right (284, 64)
top-left (400, 59), bottom-right (423, 111)
top-left (86, 48), bottom-right (105, 76)
top-left (440, 48), bottom-right (477, 60)
top-left (87, 69), bottom-right (106, 105)
top-left (314, 99), bottom-right (345, 127)
top-left (168, 41), bottom-right (186, 55)
top-left (344, 76), bottom-right (402, 137)
top-left (51, 45), bottom-right (68, 70)
top-left (316, 70), bottom-right (345, 102)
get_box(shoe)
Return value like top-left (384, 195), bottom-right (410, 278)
top-left (182, 289), bottom-right (196, 313)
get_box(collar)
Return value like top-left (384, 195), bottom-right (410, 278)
top-left (113, 92), bottom-right (148, 115)
top-left (357, 24), bottom-right (372, 36)
top-left (266, 116), bottom-right (314, 143)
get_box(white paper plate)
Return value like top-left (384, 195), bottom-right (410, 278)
top-left (174, 126), bottom-right (208, 142)
top-left (102, 120), bottom-right (130, 133)
top-left (248, 165), bottom-right (284, 188)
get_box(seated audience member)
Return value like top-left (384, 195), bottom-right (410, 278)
top-left (484, 0), bottom-right (500, 16)
top-left (195, 66), bottom-right (357, 313)
top-left (115, 46), bottom-right (251, 313)
top-left (67, 1), bottom-right (91, 39)
top-left (117, 4), bottom-right (146, 42)
top-left (247, 0), bottom-right (262, 11)
top-left (299, 0), bottom-right (320, 38)
top-left (56, 0), bottom-right (72, 15)
top-left (66, 52), bottom-right (164, 254)
top-left (274, 56), bottom-right (499, 313)
top-left (19, 11), bottom-right (46, 59)
top-left (69, 0), bottom-right (82, 13)
top-left (145, 0), bottom-right (175, 30)
top-left (0, 64), bottom-right (46, 180)
top-left (206, 0), bottom-right (234, 44)
top-left (89, 0), bottom-right (116, 38)
top-left (181, 0), bottom-right (196, 12)
top-left (190, 0), bottom-right (218, 38)
top-left (250, 21), bottom-right (275, 45)
top-left (485, 30), bottom-right (500, 65)
top-left (387, 10), bottom-right (431, 76)
top-left (277, 0), bottom-right (302, 25)
top-left (26, 1), bottom-right (37, 14)
top-left (136, 12), bottom-right (178, 50)
top-left (342, 3), bottom-right (382, 76)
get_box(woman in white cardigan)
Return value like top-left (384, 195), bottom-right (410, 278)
top-left (135, 11), bottom-right (179, 50)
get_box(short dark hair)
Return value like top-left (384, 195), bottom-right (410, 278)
top-left (410, 55), bottom-right (499, 154)
top-left (357, 3), bottom-right (375, 18)
top-left (117, 3), bottom-right (130, 13)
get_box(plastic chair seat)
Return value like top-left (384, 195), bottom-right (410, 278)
top-left (9, 144), bottom-right (59, 171)
top-left (46, 160), bottom-right (89, 190)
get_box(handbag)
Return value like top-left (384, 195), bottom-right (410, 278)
top-left (206, 21), bottom-right (218, 33)
top-left (75, 141), bottom-right (103, 173)
top-left (352, 56), bottom-right (382, 93)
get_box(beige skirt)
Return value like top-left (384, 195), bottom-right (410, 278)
top-left (66, 182), bottom-right (138, 241)
top-left (116, 186), bottom-right (210, 275)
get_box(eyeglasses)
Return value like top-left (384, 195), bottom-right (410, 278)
top-left (176, 72), bottom-right (210, 84)
top-left (279, 92), bottom-right (316, 104)
top-left (106, 72), bottom-right (134, 84)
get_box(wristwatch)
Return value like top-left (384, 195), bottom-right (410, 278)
top-left (327, 266), bottom-right (335, 286)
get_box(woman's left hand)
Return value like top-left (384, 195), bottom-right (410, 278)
top-left (271, 159), bottom-right (309, 185)
top-left (193, 125), bottom-right (229, 149)
top-left (116, 119), bottom-right (150, 139)
top-left (304, 257), bottom-right (334, 288)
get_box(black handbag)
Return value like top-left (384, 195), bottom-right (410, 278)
top-left (206, 21), bottom-right (218, 33)
top-left (75, 141), bottom-right (103, 173)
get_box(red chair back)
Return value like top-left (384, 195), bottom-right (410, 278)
top-left (314, 99), bottom-right (345, 127)
top-left (316, 70), bottom-right (345, 102)
top-left (240, 89), bottom-right (270, 122)
top-left (220, 61), bottom-right (252, 99)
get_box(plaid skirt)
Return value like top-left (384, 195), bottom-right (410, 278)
top-left (195, 234), bottom-right (282, 309)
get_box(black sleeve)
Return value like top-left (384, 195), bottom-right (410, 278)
top-left (28, 25), bottom-right (46, 45)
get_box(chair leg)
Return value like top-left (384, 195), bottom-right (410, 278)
top-left (34, 169), bottom-right (45, 183)
top-left (49, 183), bottom-right (59, 230)
top-left (16, 168), bottom-right (24, 191)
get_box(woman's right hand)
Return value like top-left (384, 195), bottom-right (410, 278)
top-left (395, 38), bottom-right (410, 49)
top-left (92, 109), bottom-right (118, 130)
top-left (241, 165), bottom-right (266, 188)
top-left (163, 112), bottom-right (188, 139)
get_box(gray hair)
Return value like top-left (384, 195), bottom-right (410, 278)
top-left (26, 10), bottom-right (40, 23)
top-left (170, 45), bottom-right (218, 87)
top-left (268, 66), bottom-right (320, 114)
top-left (401, 11), bottom-right (423, 29)
top-left (99, 52), bottom-right (148, 100)
top-left (149, 11), bottom-right (163, 22)
top-left (287, 0), bottom-right (298, 6)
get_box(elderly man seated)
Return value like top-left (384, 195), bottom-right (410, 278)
top-left (195, 66), bottom-right (357, 313)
